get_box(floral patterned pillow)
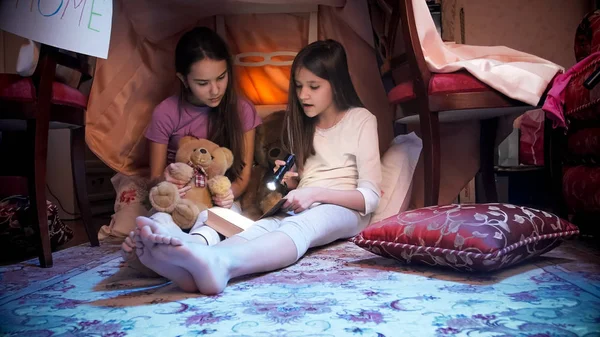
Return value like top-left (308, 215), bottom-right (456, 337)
top-left (352, 204), bottom-right (579, 272)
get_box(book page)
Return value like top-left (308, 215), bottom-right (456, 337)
top-left (208, 207), bottom-right (254, 230)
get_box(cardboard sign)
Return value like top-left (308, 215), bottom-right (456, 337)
top-left (0, 0), bottom-right (113, 59)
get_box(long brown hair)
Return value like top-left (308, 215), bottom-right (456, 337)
top-left (282, 39), bottom-right (364, 170)
top-left (175, 27), bottom-right (245, 180)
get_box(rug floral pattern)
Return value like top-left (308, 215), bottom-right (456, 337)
top-left (0, 240), bottom-right (599, 336)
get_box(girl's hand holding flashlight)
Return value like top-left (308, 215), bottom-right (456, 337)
top-left (273, 160), bottom-right (299, 190)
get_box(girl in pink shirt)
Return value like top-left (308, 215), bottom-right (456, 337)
top-left (118, 27), bottom-right (261, 256)
top-left (147, 27), bottom-right (261, 204)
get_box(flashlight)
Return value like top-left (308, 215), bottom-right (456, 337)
top-left (266, 154), bottom-right (295, 191)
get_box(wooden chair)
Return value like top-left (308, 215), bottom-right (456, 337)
top-left (0, 44), bottom-right (99, 268)
top-left (370, 0), bottom-right (534, 206)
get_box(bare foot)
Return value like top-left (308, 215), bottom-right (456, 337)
top-left (120, 233), bottom-right (137, 261)
top-left (150, 242), bottom-right (231, 295)
top-left (135, 216), bottom-right (203, 246)
top-left (133, 230), bottom-right (198, 292)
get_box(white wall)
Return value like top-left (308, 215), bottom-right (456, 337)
top-left (442, 0), bottom-right (593, 68)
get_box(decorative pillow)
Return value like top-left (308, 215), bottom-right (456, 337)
top-left (352, 204), bottom-right (579, 272)
top-left (371, 132), bottom-right (422, 224)
top-left (97, 173), bottom-right (150, 240)
top-left (518, 109), bottom-right (544, 166)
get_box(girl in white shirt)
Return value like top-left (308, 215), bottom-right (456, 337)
top-left (132, 39), bottom-right (382, 295)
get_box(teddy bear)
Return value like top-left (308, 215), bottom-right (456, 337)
top-left (149, 136), bottom-right (233, 230)
top-left (240, 110), bottom-right (291, 220)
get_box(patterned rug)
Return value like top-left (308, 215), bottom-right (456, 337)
top-left (0, 238), bottom-right (599, 336)
top-left (0, 242), bottom-right (122, 304)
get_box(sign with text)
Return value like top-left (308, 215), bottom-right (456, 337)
top-left (0, 0), bottom-right (113, 59)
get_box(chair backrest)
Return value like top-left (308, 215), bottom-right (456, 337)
top-left (34, 45), bottom-right (92, 92)
top-left (398, 0), bottom-right (432, 96)
top-left (26, 44), bottom-right (93, 121)
top-left (369, 0), bottom-right (432, 97)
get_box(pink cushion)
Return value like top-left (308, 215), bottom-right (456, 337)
top-left (352, 203), bottom-right (579, 272)
top-left (563, 166), bottom-right (600, 213)
top-left (387, 71), bottom-right (491, 105)
top-left (51, 81), bottom-right (88, 109)
top-left (0, 74), bottom-right (35, 102)
top-left (388, 81), bottom-right (416, 104)
top-left (0, 74), bottom-right (87, 109)
top-left (518, 109), bottom-right (545, 166)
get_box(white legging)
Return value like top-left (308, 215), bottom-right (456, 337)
top-left (235, 204), bottom-right (370, 260)
top-left (151, 201), bottom-right (243, 246)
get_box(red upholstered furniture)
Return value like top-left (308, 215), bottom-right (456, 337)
top-left (369, 0), bottom-right (535, 206)
top-left (546, 10), bottom-right (600, 235)
top-left (0, 44), bottom-right (99, 268)
top-left (387, 70), bottom-right (492, 105)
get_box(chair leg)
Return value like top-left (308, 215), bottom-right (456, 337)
top-left (419, 107), bottom-right (441, 206)
top-left (27, 119), bottom-right (52, 268)
top-left (479, 118), bottom-right (498, 203)
top-left (71, 126), bottom-right (99, 246)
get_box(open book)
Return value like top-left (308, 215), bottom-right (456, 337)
top-left (258, 198), bottom-right (287, 219)
top-left (205, 207), bottom-right (254, 238)
top-left (205, 199), bottom-right (288, 237)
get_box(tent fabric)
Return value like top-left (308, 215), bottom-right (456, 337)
top-left (85, 0), bottom-right (393, 177)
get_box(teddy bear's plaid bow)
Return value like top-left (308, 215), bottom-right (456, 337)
top-left (188, 162), bottom-right (207, 188)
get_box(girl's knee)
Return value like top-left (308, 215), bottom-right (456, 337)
top-left (253, 218), bottom-right (282, 232)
